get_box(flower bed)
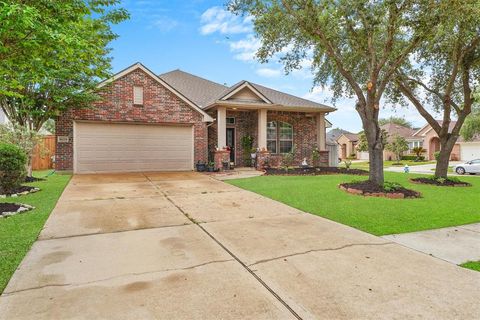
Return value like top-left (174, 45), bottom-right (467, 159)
top-left (0, 186), bottom-right (40, 198)
top-left (410, 177), bottom-right (471, 187)
top-left (265, 167), bottom-right (368, 176)
top-left (339, 180), bottom-right (421, 199)
top-left (0, 203), bottom-right (35, 218)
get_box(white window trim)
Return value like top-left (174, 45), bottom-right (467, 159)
top-left (133, 86), bottom-right (144, 105)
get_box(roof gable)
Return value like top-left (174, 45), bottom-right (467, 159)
top-left (220, 81), bottom-right (271, 104)
top-left (97, 63), bottom-right (213, 122)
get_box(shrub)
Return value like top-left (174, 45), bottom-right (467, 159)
top-left (434, 151), bottom-right (440, 160)
top-left (0, 142), bottom-right (27, 194)
top-left (383, 181), bottom-right (402, 192)
top-left (282, 150), bottom-right (295, 172)
top-left (401, 155), bottom-right (425, 161)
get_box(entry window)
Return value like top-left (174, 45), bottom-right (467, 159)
top-left (226, 117), bottom-right (235, 125)
top-left (267, 121), bottom-right (277, 153)
top-left (133, 86), bottom-right (144, 105)
top-left (267, 121), bottom-right (293, 154)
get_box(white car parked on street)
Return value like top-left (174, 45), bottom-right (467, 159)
top-left (454, 159), bottom-right (480, 175)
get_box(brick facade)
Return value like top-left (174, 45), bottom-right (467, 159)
top-left (55, 68), bottom-right (207, 171)
top-left (207, 109), bottom-right (327, 168)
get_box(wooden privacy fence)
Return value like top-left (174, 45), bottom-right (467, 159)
top-left (32, 135), bottom-right (56, 170)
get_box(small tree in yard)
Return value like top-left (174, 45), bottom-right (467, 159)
top-left (412, 146), bottom-right (426, 161)
top-left (393, 1), bottom-right (480, 178)
top-left (230, 0), bottom-right (439, 187)
top-left (385, 135), bottom-right (409, 163)
top-left (0, 124), bottom-right (41, 176)
top-left (0, 142), bottom-right (27, 195)
top-left (282, 150), bottom-right (295, 172)
top-left (240, 135), bottom-right (254, 166)
top-left (0, 0), bottom-right (129, 171)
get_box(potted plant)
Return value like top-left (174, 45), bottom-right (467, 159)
top-left (207, 161), bottom-right (215, 172)
top-left (196, 160), bottom-right (206, 172)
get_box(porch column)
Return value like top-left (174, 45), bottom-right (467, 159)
top-left (316, 113), bottom-right (326, 151)
top-left (217, 106), bottom-right (226, 149)
top-left (258, 109), bottom-right (267, 150)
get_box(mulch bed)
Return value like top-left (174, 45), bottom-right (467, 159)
top-left (0, 203), bottom-right (34, 218)
top-left (25, 176), bottom-right (45, 183)
top-left (410, 177), bottom-right (471, 187)
top-left (1, 185), bottom-right (40, 197)
top-left (265, 167), bottom-right (368, 176)
top-left (339, 180), bottom-right (421, 199)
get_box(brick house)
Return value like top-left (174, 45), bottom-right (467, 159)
top-left (56, 63), bottom-right (335, 173)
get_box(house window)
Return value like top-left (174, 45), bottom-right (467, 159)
top-left (133, 86), bottom-right (144, 105)
top-left (266, 121), bottom-right (293, 154)
top-left (267, 121), bottom-right (277, 153)
top-left (226, 117), bottom-right (235, 125)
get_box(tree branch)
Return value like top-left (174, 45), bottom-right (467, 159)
top-left (395, 79), bottom-right (442, 133)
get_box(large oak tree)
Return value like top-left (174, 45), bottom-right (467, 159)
top-left (230, 0), bottom-right (438, 185)
top-left (394, 0), bottom-right (480, 178)
top-left (0, 0), bottom-right (129, 131)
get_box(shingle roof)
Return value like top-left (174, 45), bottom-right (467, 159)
top-left (380, 122), bottom-right (416, 139)
top-left (343, 133), bottom-right (359, 141)
top-left (159, 70), bottom-right (228, 108)
top-left (159, 70), bottom-right (335, 111)
top-left (327, 128), bottom-right (353, 144)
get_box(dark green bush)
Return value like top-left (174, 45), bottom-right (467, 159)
top-left (401, 155), bottom-right (425, 161)
top-left (0, 142), bottom-right (27, 194)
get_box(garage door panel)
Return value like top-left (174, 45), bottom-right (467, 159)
top-left (461, 143), bottom-right (480, 161)
top-left (75, 122), bottom-right (194, 173)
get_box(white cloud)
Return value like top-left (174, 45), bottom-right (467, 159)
top-left (200, 7), bottom-right (252, 35)
top-left (228, 34), bottom-right (261, 62)
top-left (151, 16), bottom-right (179, 32)
top-left (256, 68), bottom-right (281, 78)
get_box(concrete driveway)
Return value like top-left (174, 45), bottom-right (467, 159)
top-left (1, 172), bottom-right (479, 319)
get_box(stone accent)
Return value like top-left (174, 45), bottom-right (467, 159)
top-left (339, 185), bottom-right (420, 199)
top-left (55, 68), bottom-right (208, 171)
top-left (0, 203), bottom-right (35, 218)
top-left (256, 150), bottom-right (271, 170)
top-left (213, 150), bottom-right (230, 171)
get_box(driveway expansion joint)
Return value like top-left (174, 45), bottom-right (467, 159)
top-left (3, 259), bottom-right (234, 296)
top-left (248, 242), bottom-right (394, 267)
top-left (38, 223), bottom-right (192, 242)
top-left (160, 185), bottom-right (303, 320)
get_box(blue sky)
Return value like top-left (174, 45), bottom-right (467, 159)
top-left (109, 0), bottom-right (429, 132)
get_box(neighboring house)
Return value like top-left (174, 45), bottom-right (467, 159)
top-left (336, 132), bottom-right (359, 159)
top-left (380, 122), bottom-right (421, 161)
top-left (412, 121), bottom-right (480, 161)
top-left (55, 63), bottom-right (335, 173)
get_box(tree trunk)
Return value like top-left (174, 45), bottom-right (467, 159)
top-left (434, 137), bottom-right (457, 178)
top-left (369, 144), bottom-right (384, 185)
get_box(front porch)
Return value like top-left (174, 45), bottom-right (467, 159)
top-left (207, 106), bottom-right (330, 170)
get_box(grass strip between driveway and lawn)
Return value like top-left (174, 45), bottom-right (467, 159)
top-left (0, 171), bottom-right (71, 293)
top-left (227, 172), bottom-right (480, 236)
top-left (460, 261), bottom-right (480, 272)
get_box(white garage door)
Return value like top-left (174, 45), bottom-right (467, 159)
top-left (74, 122), bottom-right (193, 173)
top-left (460, 143), bottom-right (480, 161)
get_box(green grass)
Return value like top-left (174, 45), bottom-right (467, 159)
top-left (227, 172), bottom-right (480, 236)
top-left (0, 171), bottom-right (71, 293)
top-left (460, 261), bottom-right (480, 272)
top-left (350, 160), bottom-right (435, 170)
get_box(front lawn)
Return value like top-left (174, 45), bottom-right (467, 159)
top-left (350, 160), bottom-right (435, 170)
top-left (0, 171), bottom-right (71, 293)
top-left (460, 261), bottom-right (480, 272)
top-left (227, 172), bottom-right (480, 236)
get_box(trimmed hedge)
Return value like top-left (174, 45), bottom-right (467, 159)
top-left (0, 142), bottom-right (27, 194)
top-left (401, 155), bottom-right (425, 161)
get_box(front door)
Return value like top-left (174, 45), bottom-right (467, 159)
top-left (226, 128), bottom-right (235, 163)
